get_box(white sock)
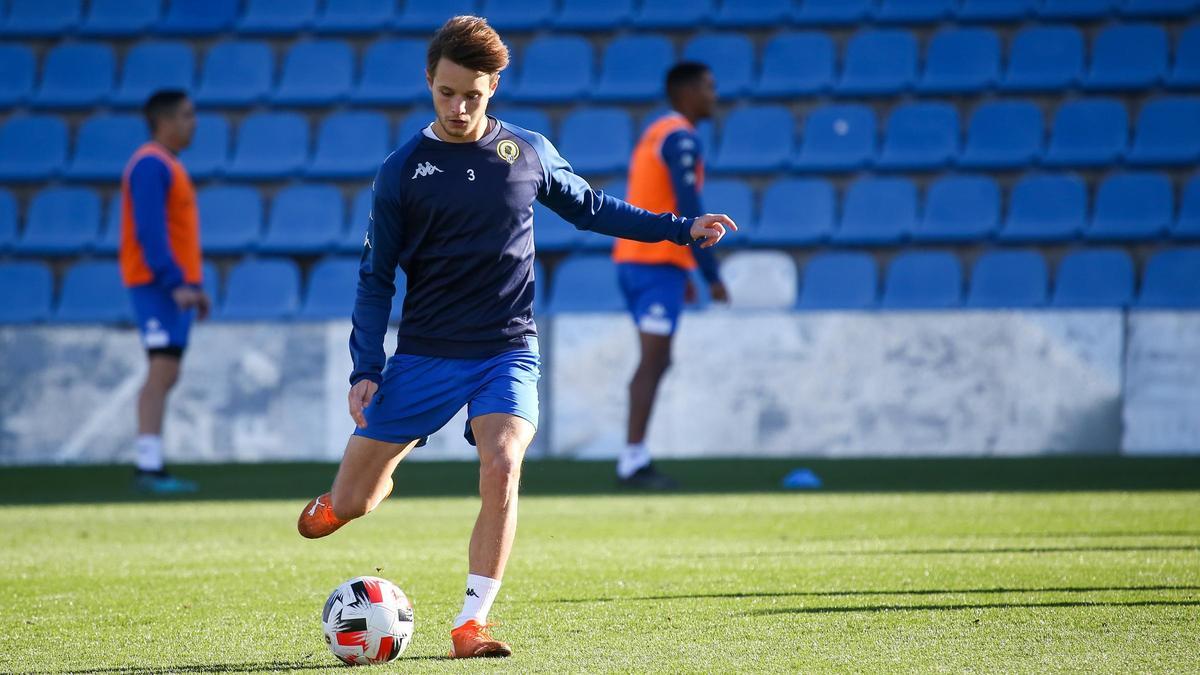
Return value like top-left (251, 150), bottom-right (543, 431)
top-left (453, 574), bottom-right (502, 629)
top-left (617, 443), bottom-right (652, 479)
top-left (135, 434), bottom-right (164, 472)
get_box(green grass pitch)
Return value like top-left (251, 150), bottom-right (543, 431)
top-left (1, 458), bottom-right (1198, 673)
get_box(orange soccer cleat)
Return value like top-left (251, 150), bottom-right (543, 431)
top-left (450, 621), bottom-right (512, 659)
top-left (297, 492), bottom-right (347, 539)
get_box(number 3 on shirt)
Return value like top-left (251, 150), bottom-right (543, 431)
top-left (466, 169), bottom-right (475, 182)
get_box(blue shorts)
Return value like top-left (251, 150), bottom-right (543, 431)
top-left (617, 263), bottom-right (688, 336)
top-left (129, 284), bottom-right (193, 352)
top-left (353, 337), bottom-right (541, 447)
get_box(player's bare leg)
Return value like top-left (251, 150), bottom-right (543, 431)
top-left (450, 412), bottom-right (534, 658)
top-left (133, 353), bottom-right (196, 493)
top-left (297, 435), bottom-right (417, 539)
top-left (619, 332), bottom-right (679, 489)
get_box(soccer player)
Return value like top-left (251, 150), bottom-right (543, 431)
top-left (120, 90), bottom-right (209, 494)
top-left (612, 63), bottom-right (728, 490)
top-left (296, 16), bottom-right (736, 659)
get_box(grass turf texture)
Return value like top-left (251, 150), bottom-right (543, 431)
top-left (0, 459), bottom-right (1197, 673)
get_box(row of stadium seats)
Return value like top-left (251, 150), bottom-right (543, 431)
top-left (3, 247), bottom-right (1197, 325)
top-left (4, 171), bottom-right (1197, 256)
top-left (3, 97), bottom-right (1197, 182)
top-left (4, 24), bottom-right (1199, 110)
top-left (3, 0), bottom-right (1198, 38)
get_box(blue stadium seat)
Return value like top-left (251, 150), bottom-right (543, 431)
top-left (275, 41), bottom-right (354, 106)
top-left (15, 187), bottom-right (100, 255)
top-left (1169, 23), bottom-right (1200, 89)
top-left (55, 261), bottom-right (131, 323)
top-left (1085, 24), bottom-right (1168, 91)
top-left (555, 0), bottom-right (633, 30)
top-left (0, 115), bottom-right (68, 182)
top-left (317, 0), bottom-right (396, 33)
top-left (966, 251), bottom-right (1048, 308)
top-left (876, 0), bottom-right (956, 22)
top-left (959, 101), bottom-right (1043, 169)
top-left (0, 262), bottom-right (53, 323)
top-left (395, 0), bottom-right (476, 32)
top-left (219, 259), bottom-right (302, 320)
top-left (396, 111), bottom-right (432, 143)
top-left (32, 44), bottom-right (115, 108)
top-left (1121, 0), bottom-right (1200, 16)
top-left (94, 196), bottom-right (122, 254)
top-left (913, 176), bottom-right (1000, 243)
top-left (682, 34), bottom-right (755, 97)
top-left (1138, 248), bottom-right (1200, 307)
top-left (196, 186), bottom-right (262, 254)
top-left (300, 257), bottom-right (362, 319)
top-left (533, 201), bottom-right (579, 252)
top-left (999, 174), bottom-right (1087, 242)
top-left (0, 189), bottom-right (16, 252)
top-left (837, 30), bottom-right (918, 95)
top-left (178, 113), bottom-right (229, 179)
top-left (512, 37), bottom-right (593, 103)
top-left (1176, 175), bottom-right (1200, 240)
top-left (1039, 0), bottom-right (1116, 18)
top-left (877, 103), bottom-right (959, 171)
top-left (309, 112), bottom-right (390, 179)
top-left (713, 0), bottom-right (790, 27)
top-left (351, 39), bottom-right (427, 106)
top-left (1128, 97), bottom-right (1200, 166)
top-left (482, 0), bottom-right (554, 31)
top-left (756, 179), bottom-right (834, 246)
top-left (1002, 26), bottom-right (1084, 91)
top-left (712, 106), bottom-right (794, 174)
top-left (238, 0), bottom-right (317, 34)
top-left (795, 0), bottom-right (872, 24)
top-left (80, 0), bottom-right (160, 36)
top-left (754, 32), bottom-right (834, 97)
top-left (260, 185), bottom-right (344, 254)
top-left (793, 104), bottom-right (876, 172)
top-left (918, 29), bottom-right (1001, 93)
top-left (593, 36), bottom-right (674, 102)
top-left (112, 41), bottom-right (195, 107)
top-left (0, 0), bottom-right (81, 36)
top-left (1086, 172), bottom-right (1173, 241)
top-left (497, 108), bottom-right (553, 137)
top-left (833, 178), bottom-right (916, 245)
top-left (226, 112), bottom-right (309, 180)
top-left (958, 0), bottom-right (1037, 21)
top-left (558, 109), bottom-right (632, 175)
top-left (704, 179), bottom-right (756, 242)
top-left (0, 45), bottom-right (35, 107)
top-left (1051, 249), bottom-right (1135, 307)
top-left (339, 186), bottom-right (373, 253)
top-left (64, 114), bottom-right (146, 181)
top-left (196, 41), bottom-right (273, 108)
top-left (1043, 99), bottom-right (1128, 168)
top-left (882, 252), bottom-right (963, 309)
top-left (632, 0), bottom-right (713, 29)
top-left (797, 253), bottom-right (877, 310)
top-left (549, 255), bottom-right (624, 312)
top-left (200, 261), bottom-right (220, 308)
top-left (158, 0), bottom-right (238, 35)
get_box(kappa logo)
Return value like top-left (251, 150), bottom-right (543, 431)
top-left (411, 161), bottom-right (444, 179)
top-left (466, 588), bottom-right (480, 598)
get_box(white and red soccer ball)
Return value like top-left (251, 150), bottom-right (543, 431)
top-left (321, 576), bottom-right (414, 665)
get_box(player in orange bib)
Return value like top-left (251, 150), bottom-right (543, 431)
top-left (120, 90), bottom-right (210, 493)
top-left (613, 63), bottom-right (730, 489)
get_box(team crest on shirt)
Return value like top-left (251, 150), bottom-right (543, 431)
top-left (497, 140), bottom-right (520, 165)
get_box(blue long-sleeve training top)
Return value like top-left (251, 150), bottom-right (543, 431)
top-left (128, 155), bottom-right (185, 291)
top-left (660, 128), bottom-right (721, 285)
top-left (349, 117), bottom-right (700, 385)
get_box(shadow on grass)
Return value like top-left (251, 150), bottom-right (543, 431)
top-left (1, 457), bottom-right (1199, 505)
top-left (22, 654), bottom-right (453, 674)
top-left (552, 584), bottom-right (1200, 604)
top-left (751, 599), bottom-right (1200, 615)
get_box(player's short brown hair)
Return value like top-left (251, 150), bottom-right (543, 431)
top-left (427, 16), bottom-right (510, 79)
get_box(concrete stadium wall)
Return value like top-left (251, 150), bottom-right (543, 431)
top-left (0, 311), bottom-right (1196, 465)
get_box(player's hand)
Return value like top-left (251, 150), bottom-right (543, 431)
top-left (194, 290), bottom-right (212, 321)
top-left (171, 286), bottom-right (202, 312)
top-left (709, 282), bottom-right (730, 304)
top-left (348, 379), bottom-right (379, 429)
top-left (684, 278), bottom-right (698, 304)
top-left (690, 214), bottom-right (737, 248)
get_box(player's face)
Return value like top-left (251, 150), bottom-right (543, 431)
top-left (165, 98), bottom-right (197, 150)
top-left (695, 71), bottom-right (717, 120)
top-left (427, 57), bottom-right (498, 142)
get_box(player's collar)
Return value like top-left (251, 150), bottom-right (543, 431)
top-left (422, 117), bottom-right (500, 146)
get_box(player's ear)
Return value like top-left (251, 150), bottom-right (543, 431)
top-left (425, 70), bottom-right (433, 90)
top-left (489, 73), bottom-right (499, 95)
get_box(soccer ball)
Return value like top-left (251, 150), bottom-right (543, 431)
top-left (321, 576), bottom-right (414, 665)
